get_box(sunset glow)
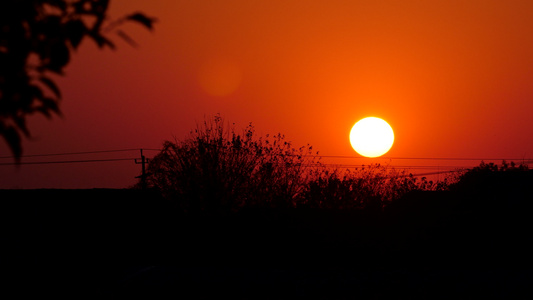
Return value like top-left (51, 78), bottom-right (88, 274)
top-left (1, 0), bottom-right (533, 188)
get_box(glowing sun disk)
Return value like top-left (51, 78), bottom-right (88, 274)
top-left (349, 117), bottom-right (394, 158)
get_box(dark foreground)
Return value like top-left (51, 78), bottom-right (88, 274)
top-left (1, 188), bottom-right (532, 299)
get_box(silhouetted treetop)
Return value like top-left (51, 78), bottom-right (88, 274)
top-left (143, 116), bottom-right (320, 212)
top-left (450, 160), bottom-right (531, 197)
top-left (0, 0), bottom-right (156, 160)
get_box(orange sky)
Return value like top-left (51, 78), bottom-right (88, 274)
top-left (2, 0), bottom-right (533, 188)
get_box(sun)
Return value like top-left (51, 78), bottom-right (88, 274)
top-left (349, 117), bottom-right (394, 158)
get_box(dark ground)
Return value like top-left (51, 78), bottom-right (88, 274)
top-left (1, 188), bottom-right (532, 299)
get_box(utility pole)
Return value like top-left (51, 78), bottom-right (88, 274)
top-left (135, 149), bottom-right (149, 189)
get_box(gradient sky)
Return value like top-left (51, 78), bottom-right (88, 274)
top-left (2, 0), bottom-right (533, 188)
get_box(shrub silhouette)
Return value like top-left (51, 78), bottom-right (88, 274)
top-left (449, 160), bottom-right (532, 211)
top-left (450, 160), bottom-right (530, 193)
top-left (301, 164), bottom-right (439, 210)
top-left (144, 116), bottom-right (318, 212)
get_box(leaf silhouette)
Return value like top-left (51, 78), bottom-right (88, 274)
top-left (0, 125), bottom-right (22, 162)
top-left (13, 115), bottom-right (30, 137)
top-left (45, 42), bottom-right (71, 73)
top-left (116, 30), bottom-right (138, 47)
top-left (65, 19), bottom-right (87, 50)
top-left (89, 30), bottom-right (116, 49)
top-left (39, 76), bottom-right (61, 99)
top-left (39, 97), bottom-right (62, 116)
top-left (126, 13), bottom-right (157, 31)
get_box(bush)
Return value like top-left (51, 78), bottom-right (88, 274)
top-left (301, 164), bottom-right (439, 210)
top-left (450, 160), bottom-right (531, 196)
top-left (144, 116), bottom-right (318, 212)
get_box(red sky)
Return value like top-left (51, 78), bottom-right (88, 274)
top-left (2, 0), bottom-right (533, 188)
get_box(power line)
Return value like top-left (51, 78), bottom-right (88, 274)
top-left (1, 147), bottom-right (529, 162)
top-left (316, 164), bottom-right (468, 170)
top-left (364, 169), bottom-right (466, 180)
top-left (396, 169), bottom-right (466, 178)
top-left (0, 146), bottom-right (530, 172)
top-left (0, 157), bottom-right (136, 166)
top-left (0, 148), bottom-right (141, 159)
top-left (315, 155), bottom-right (531, 161)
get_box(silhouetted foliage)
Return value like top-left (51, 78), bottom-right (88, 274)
top-left (450, 160), bottom-right (530, 193)
top-left (0, 0), bottom-right (156, 160)
top-left (144, 116), bottom-right (319, 212)
top-left (447, 160), bottom-right (533, 215)
top-left (144, 116), bottom-right (450, 213)
top-left (301, 164), bottom-right (443, 210)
